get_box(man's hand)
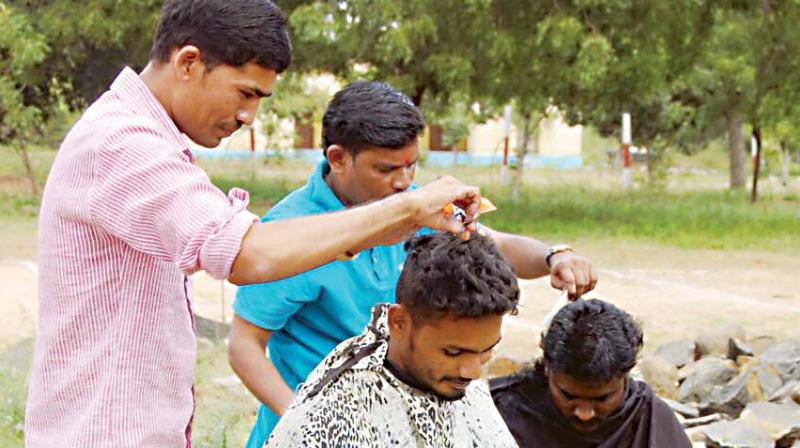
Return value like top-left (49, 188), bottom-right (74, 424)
top-left (549, 252), bottom-right (598, 299)
top-left (407, 176), bottom-right (481, 239)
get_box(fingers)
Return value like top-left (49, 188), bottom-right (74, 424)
top-left (551, 255), bottom-right (598, 299)
top-left (552, 265), bottom-right (578, 299)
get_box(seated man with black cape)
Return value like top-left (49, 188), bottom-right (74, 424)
top-left (490, 299), bottom-right (690, 448)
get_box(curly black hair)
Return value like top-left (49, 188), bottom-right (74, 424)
top-left (322, 81), bottom-right (425, 157)
top-left (151, 0), bottom-right (292, 73)
top-left (396, 233), bottom-right (519, 323)
top-left (542, 299), bottom-right (643, 384)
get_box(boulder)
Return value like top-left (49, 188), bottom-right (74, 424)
top-left (484, 355), bottom-right (527, 378)
top-left (760, 339), bottom-right (800, 382)
top-left (769, 381), bottom-right (800, 405)
top-left (655, 339), bottom-right (698, 368)
top-left (701, 361), bottom-right (767, 417)
top-left (662, 397), bottom-right (700, 419)
top-left (696, 324), bottom-right (747, 357)
top-left (679, 356), bottom-right (739, 403)
top-left (750, 335), bottom-right (778, 357)
top-left (638, 354), bottom-right (680, 400)
top-left (701, 420), bottom-right (773, 448)
top-left (739, 401), bottom-right (800, 443)
top-left (729, 338), bottom-right (755, 360)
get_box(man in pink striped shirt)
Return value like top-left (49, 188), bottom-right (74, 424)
top-left (26, 1), bottom-right (481, 446)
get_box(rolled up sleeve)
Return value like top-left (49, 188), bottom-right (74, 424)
top-left (90, 125), bottom-right (258, 279)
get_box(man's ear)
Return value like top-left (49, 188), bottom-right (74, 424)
top-left (325, 145), bottom-right (352, 175)
top-left (387, 304), bottom-right (410, 339)
top-left (171, 45), bottom-right (204, 82)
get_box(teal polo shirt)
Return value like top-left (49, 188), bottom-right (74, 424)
top-left (234, 160), bottom-right (422, 448)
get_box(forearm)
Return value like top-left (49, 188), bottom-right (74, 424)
top-left (486, 228), bottom-right (551, 279)
top-left (229, 192), bottom-right (415, 285)
top-left (229, 340), bottom-right (295, 416)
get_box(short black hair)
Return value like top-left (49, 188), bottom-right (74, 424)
top-left (396, 233), bottom-right (519, 323)
top-left (151, 0), bottom-right (292, 73)
top-left (322, 81), bottom-right (425, 157)
top-left (543, 299), bottom-right (643, 384)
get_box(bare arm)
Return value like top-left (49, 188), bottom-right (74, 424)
top-left (228, 315), bottom-right (294, 416)
top-left (483, 226), bottom-right (597, 297)
top-left (228, 176), bottom-right (481, 285)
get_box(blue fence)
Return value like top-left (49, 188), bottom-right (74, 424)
top-left (192, 148), bottom-right (583, 169)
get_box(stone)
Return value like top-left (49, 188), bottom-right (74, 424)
top-left (739, 401), bottom-right (800, 442)
top-left (696, 324), bottom-right (747, 357)
top-left (755, 363), bottom-right (785, 397)
top-left (662, 397), bottom-right (700, 419)
top-left (194, 312), bottom-right (230, 340)
top-left (655, 339), bottom-right (698, 368)
top-left (679, 356), bottom-right (739, 403)
top-left (750, 335), bottom-right (778, 357)
top-left (769, 381), bottom-right (800, 404)
top-left (701, 363), bottom-right (766, 418)
top-left (484, 353), bottom-right (528, 378)
top-left (682, 413), bottom-right (725, 428)
top-left (760, 339), bottom-right (800, 382)
top-left (638, 354), bottom-right (680, 400)
top-left (729, 338), bottom-right (755, 360)
top-left (701, 420), bottom-right (773, 448)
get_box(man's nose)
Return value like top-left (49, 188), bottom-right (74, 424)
top-left (236, 102), bottom-right (258, 127)
top-left (458, 356), bottom-right (483, 380)
top-left (392, 168), bottom-right (412, 191)
top-left (574, 403), bottom-right (596, 421)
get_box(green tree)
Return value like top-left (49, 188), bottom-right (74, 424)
top-left (0, 2), bottom-right (50, 196)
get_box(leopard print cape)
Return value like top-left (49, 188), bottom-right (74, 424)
top-left (265, 304), bottom-right (519, 448)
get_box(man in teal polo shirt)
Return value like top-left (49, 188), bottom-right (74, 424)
top-left (229, 81), bottom-right (598, 448)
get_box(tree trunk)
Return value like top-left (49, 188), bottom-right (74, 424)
top-left (725, 110), bottom-right (746, 190)
top-left (751, 126), bottom-right (762, 204)
top-left (512, 112), bottom-right (537, 201)
top-left (15, 145), bottom-right (40, 198)
top-left (779, 141), bottom-right (790, 187)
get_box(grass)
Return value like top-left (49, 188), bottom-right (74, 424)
top-left (201, 159), bottom-right (800, 252)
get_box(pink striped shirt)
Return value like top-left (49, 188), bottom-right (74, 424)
top-left (26, 67), bottom-right (258, 447)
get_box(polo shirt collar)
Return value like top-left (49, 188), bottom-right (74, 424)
top-left (307, 160), bottom-right (346, 213)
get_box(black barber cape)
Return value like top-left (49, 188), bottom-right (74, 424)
top-left (490, 371), bottom-right (691, 448)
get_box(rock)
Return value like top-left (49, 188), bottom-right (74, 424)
top-left (701, 362), bottom-right (766, 417)
top-left (760, 339), bottom-right (800, 382)
top-left (679, 356), bottom-right (739, 403)
top-left (194, 313), bottom-right (231, 340)
top-left (739, 401), bottom-right (800, 442)
top-left (663, 397), bottom-right (700, 419)
top-left (729, 338), bottom-right (755, 360)
top-left (484, 354), bottom-right (527, 378)
top-left (701, 420), bottom-right (773, 448)
top-left (755, 363), bottom-right (785, 397)
top-left (696, 324), bottom-right (747, 357)
top-left (655, 339), bottom-right (698, 368)
top-left (750, 335), bottom-right (778, 357)
top-left (638, 354), bottom-right (680, 400)
top-left (682, 413), bottom-right (725, 428)
top-left (769, 381), bottom-right (800, 404)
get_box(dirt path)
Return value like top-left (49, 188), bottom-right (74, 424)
top-left (2, 236), bottom-right (798, 357)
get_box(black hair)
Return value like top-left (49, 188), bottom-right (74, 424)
top-left (151, 0), bottom-right (292, 73)
top-left (322, 81), bottom-right (425, 157)
top-left (541, 299), bottom-right (643, 384)
top-left (396, 233), bottom-right (519, 323)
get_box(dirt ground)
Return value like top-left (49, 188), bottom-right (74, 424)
top-left (2, 225), bottom-right (798, 357)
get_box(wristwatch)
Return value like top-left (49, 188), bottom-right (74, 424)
top-left (545, 244), bottom-right (573, 268)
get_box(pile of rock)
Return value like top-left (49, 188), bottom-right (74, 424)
top-left (635, 325), bottom-right (800, 448)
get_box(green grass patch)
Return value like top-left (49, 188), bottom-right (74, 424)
top-left (478, 185), bottom-right (800, 251)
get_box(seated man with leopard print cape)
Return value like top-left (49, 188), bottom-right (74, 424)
top-left (265, 233), bottom-right (520, 447)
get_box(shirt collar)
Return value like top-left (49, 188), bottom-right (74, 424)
top-left (307, 159), bottom-right (346, 212)
top-left (109, 67), bottom-right (188, 152)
